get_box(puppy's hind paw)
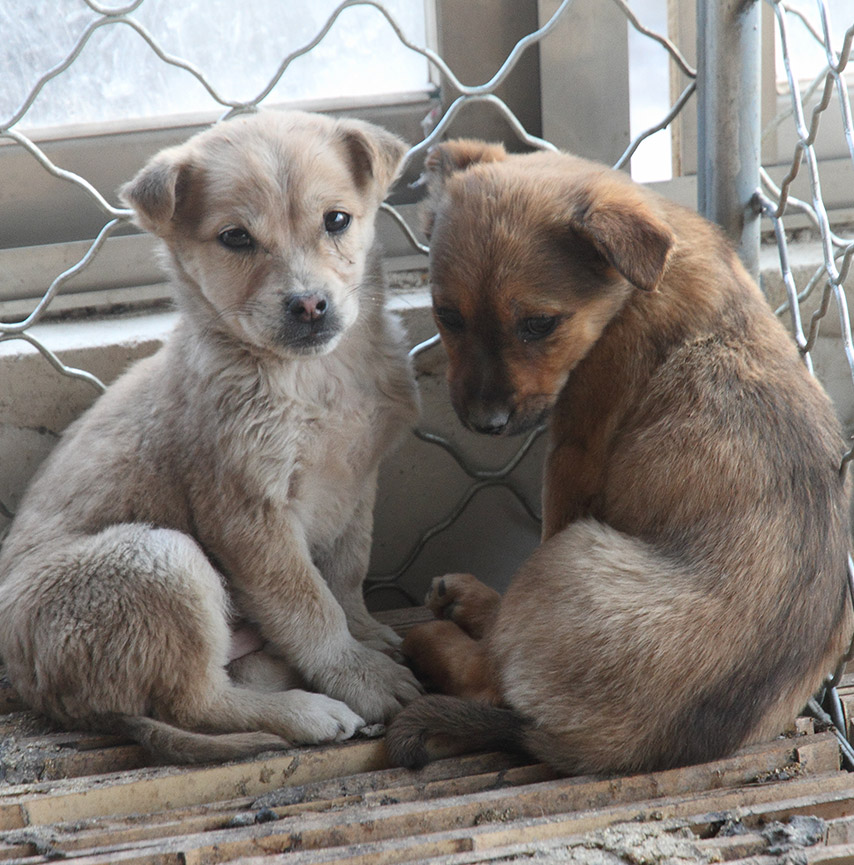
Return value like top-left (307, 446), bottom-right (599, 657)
top-left (425, 573), bottom-right (501, 640)
top-left (425, 572), bottom-right (468, 616)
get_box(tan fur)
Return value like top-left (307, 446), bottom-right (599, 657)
top-left (0, 110), bottom-right (421, 764)
top-left (386, 140), bottom-right (854, 775)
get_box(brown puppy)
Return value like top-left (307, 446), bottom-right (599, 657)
top-left (385, 140), bottom-right (854, 775)
top-left (0, 110), bottom-right (421, 763)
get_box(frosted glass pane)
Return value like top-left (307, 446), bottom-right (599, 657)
top-left (774, 1), bottom-right (854, 83)
top-left (1, 0), bottom-right (429, 130)
top-left (627, 0), bottom-right (671, 182)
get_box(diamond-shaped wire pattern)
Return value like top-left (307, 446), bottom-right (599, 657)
top-left (1, 0), bottom-right (853, 619)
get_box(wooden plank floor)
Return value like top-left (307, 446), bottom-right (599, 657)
top-left (0, 610), bottom-right (852, 864)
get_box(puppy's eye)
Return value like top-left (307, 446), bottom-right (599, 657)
top-left (435, 307), bottom-right (465, 333)
top-left (324, 210), bottom-right (351, 235)
top-left (218, 227), bottom-right (255, 251)
top-left (519, 315), bottom-right (558, 342)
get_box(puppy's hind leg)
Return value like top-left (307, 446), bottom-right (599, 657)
top-left (131, 528), bottom-right (365, 749)
top-left (5, 524), bottom-right (363, 764)
top-left (426, 573), bottom-right (501, 640)
top-left (403, 619), bottom-right (500, 703)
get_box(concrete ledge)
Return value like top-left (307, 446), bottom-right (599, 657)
top-left (3, 246), bottom-right (852, 598)
top-left (0, 264), bottom-right (545, 602)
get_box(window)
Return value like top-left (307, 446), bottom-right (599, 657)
top-left (0, 0), bottom-right (436, 317)
top-left (773, 0), bottom-right (854, 88)
top-left (2, 0), bottom-right (431, 130)
top-left (627, 0), bottom-right (673, 182)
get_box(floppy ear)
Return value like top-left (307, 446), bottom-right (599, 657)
top-left (571, 185), bottom-right (675, 291)
top-left (337, 118), bottom-right (408, 197)
top-left (119, 150), bottom-right (183, 236)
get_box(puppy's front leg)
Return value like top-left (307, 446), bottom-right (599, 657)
top-left (313, 492), bottom-right (403, 656)
top-left (221, 519), bottom-right (420, 723)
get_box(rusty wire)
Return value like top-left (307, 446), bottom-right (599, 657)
top-left (760, 0), bottom-right (854, 474)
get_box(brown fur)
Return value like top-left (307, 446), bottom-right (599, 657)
top-left (0, 110), bottom-right (422, 764)
top-left (385, 140), bottom-right (853, 775)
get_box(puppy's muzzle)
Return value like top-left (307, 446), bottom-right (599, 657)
top-left (279, 292), bottom-right (341, 351)
top-left (458, 397), bottom-right (551, 437)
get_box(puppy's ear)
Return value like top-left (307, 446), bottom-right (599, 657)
top-left (423, 139), bottom-right (507, 185)
top-left (119, 150), bottom-right (183, 236)
top-left (420, 140), bottom-right (507, 239)
top-left (337, 119), bottom-right (408, 196)
top-left (571, 184), bottom-right (674, 292)
top-left (120, 146), bottom-right (206, 237)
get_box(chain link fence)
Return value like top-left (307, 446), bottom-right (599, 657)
top-left (761, 3), bottom-right (854, 435)
top-left (2, 0), bottom-right (854, 752)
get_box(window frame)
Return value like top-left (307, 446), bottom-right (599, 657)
top-left (0, 92), bottom-right (440, 317)
top-left (665, 0), bottom-right (854, 228)
top-left (1, 0), bottom-right (451, 317)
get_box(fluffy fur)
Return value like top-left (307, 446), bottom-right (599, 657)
top-left (0, 110), bottom-right (421, 763)
top-left (385, 140), bottom-right (853, 775)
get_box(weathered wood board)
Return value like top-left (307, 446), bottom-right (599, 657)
top-left (0, 610), bottom-right (851, 864)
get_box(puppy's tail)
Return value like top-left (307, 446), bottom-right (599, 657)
top-left (384, 694), bottom-right (529, 769)
top-left (103, 715), bottom-right (290, 765)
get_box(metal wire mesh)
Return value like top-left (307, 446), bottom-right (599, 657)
top-left (0, 0), bottom-right (695, 580)
top-left (1, 0), bottom-right (853, 613)
top-left (759, 1), bottom-right (854, 471)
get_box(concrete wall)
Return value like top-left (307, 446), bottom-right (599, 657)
top-left (0, 266), bottom-right (544, 611)
top-left (2, 247), bottom-right (852, 611)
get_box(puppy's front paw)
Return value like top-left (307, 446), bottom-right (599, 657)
top-left (426, 573), bottom-right (501, 639)
top-left (323, 647), bottom-right (423, 724)
top-left (273, 690), bottom-right (365, 744)
top-left (350, 617), bottom-right (404, 658)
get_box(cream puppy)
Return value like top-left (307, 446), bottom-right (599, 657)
top-left (0, 110), bottom-right (420, 763)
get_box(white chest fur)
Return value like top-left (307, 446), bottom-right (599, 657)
top-left (201, 319), bottom-right (416, 549)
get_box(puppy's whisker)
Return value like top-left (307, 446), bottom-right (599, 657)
top-left (347, 281), bottom-right (386, 305)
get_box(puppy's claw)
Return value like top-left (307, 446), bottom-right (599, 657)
top-left (426, 573), bottom-right (471, 618)
top-left (356, 723), bottom-right (387, 739)
top-left (351, 619), bottom-right (404, 657)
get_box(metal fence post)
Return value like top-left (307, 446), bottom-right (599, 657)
top-left (696, 0), bottom-right (762, 282)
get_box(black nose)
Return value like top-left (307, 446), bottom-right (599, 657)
top-left (286, 294), bottom-right (328, 323)
top-left (468, 407), bottom-right (512, 436)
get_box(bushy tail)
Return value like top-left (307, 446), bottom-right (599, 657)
top-left (104, 715), bottom-right (290, 765)
top-left (384, 694), bottom-right (529, 769)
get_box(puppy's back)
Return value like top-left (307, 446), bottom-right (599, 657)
top-left (496, 178), bottom-right (852, 773)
